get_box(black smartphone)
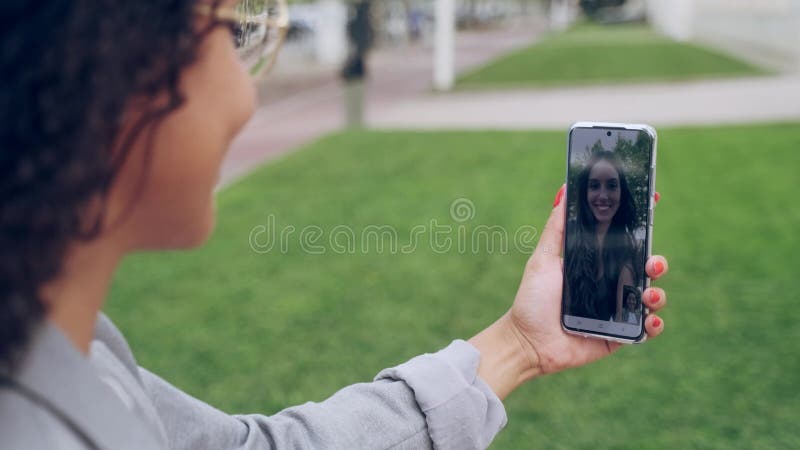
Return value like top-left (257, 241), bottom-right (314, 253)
top-left (560, 122), bottom-right (657, 344)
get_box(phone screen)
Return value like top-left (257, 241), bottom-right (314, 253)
top-left (561, 125), bottom-right (655, 341)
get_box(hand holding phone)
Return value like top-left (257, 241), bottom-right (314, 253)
top-left (501, 184), bottom-right (668, 378)
top-left (469, 127), bottom-right (669, 396)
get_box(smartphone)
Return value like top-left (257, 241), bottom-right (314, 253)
top-left (560, 122), bottom-right (657, 344)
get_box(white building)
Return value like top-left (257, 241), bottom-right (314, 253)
top-left (646, 0), bottom-right (800, 72)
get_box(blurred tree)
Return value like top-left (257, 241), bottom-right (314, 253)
top-left (590, 139), bottom-right (605, 154)
top-left (579, 0), bottom-right (626, 20)
top-left (345, 0), bottom-right (374, 64)
top-left (611, 133), bottom-right (651, 228)
top-left (342, 0), bottom-right (374, 128)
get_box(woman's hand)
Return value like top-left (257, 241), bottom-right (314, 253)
top-left (469, 186), bottom-right (668, 399)
top-left (507, 185), bottom-right (668, 376)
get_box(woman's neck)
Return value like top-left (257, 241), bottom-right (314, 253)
top-left (40, 237), bottom-right (123, 355)
top-left (595, 221), bottom-right (610, 245)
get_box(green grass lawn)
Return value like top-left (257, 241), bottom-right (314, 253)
top-left (107, 123), bottom-right (800, 448)
top-left (457, 23), bottom-right (764, 89)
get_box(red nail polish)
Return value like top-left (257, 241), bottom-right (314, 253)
top-left (652, 317), bottom-right (661, 328)
top-left (650, 290), bottom-right (660, 304)
top-left (654, 260), bottom-right (665, 274)
top-left (654, 192), bottom-right (661, 203)
top-left (553, 185), bottom-right (565, 208)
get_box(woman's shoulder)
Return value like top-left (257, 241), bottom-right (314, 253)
top-left (94, 313), bottom-right (140, 377)
top-left (3, 319), bottom-right (168, 449)
top-left (0, 381), bottom-right (93, 449)
top-left (618, 263), bottom-right (636, 282)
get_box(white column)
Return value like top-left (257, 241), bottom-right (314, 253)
top-left (434, 0), bottom-right (455, 91)
top-left (315, 0), bottom-right (348, 66)
top-left (549, 0), bottom-right (570, 31)
top-left (645, 0), bottom-right (693, 42)
top-left (794, 0), bottom-right (800, 72)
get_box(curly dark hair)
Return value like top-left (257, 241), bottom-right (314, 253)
top-left (565, 150), bottom-right (639, 320)
top-left (0, 0), bottom-right (221, 371)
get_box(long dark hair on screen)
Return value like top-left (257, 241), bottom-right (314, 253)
top-left (565, 150), bottom-right (639, 319)
top-left (0, 0), bottom-right (224, 372)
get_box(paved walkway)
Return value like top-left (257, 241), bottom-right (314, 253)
top-left (219, 24), bottom-right (542, 187)
top-left (370, 75), bottom-right (800, 130)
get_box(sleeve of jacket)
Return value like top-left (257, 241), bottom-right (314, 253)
top-left (139, 340), bottom-right (507, 450)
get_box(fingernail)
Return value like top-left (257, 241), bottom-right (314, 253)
top-left (553, 185), bottom-right (565, 208)
top-left (650, 290), bottom-right (660, 304)
top-left (652, 317), bottom-right (661, 328)
top-left (654, 192), bottom-right (661, 203)
top-left (654, 260), bottom-right (665, 274)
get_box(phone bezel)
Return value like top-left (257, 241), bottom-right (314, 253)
top-left (560, 122), bottom-right (657, 345)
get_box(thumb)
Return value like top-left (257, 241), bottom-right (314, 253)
top-left (531, 184), bottom-right (566, 266)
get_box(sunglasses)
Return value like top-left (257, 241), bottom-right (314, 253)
top-left (196, 0), bottom-right (289, 81)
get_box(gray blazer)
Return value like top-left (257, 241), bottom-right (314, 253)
top-left (0, 314), bottom-right (506, 449)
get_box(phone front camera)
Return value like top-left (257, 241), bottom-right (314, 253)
top-left (606, 131), bottom-right (612, 137)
